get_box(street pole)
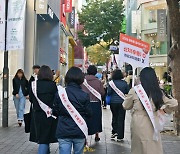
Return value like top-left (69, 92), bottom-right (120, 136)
top-left (2, 0), bottom-right (9, 127)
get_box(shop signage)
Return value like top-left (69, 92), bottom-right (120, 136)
top-left (65, 0), bottom-right (72, 13)
top-left (119, 33), bottom-right (150, 69)
top-left (68, 7), bottom-right (75, 28)
top-left (6, 0), bottom-right (26, 51)
top-left (157, 9), bottom-right (166, 42)
top-left (0, 0), bottom-right (5, 51)
top-left (36, 0), bottom-right (47, 14)
top-left (150, 62), bottom-right (166, 67)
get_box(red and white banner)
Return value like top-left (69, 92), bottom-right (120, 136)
top-left (134, 84), bottom-right (165, 141)
top-left (0, 0), bottom-right (5, 51)
top-left (65, 0), bottom-right (72, 13)
top-left (119, 33), bottom-right (150, 68)
top-left (109, 81), bottom-right (125, 100)
top-left (58, 86), bottom-right (88, 139)
top-left (83, 79), bottom-right (102, 101)
top-left (32, 78), bottom-right (56, 119)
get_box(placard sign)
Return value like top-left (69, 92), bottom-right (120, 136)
top-left (119, 33), bottom-right (150, 69)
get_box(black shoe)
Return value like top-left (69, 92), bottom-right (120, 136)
top-left (111, 133), bottom-right (118, 139)
top-left (95, 137), bottom-right (100, 142)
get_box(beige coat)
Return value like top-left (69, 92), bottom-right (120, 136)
top-left (123, 88), bottom-right (178, 154)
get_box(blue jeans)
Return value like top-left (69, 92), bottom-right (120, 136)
top-left (13, 95), bottom-right (26, 120)
top-left (58, 138), bottom-right (85, 154)
top-left (38, 144), bottom-right (50, 154)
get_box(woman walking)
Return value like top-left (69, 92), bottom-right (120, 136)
top-left (82, 65), bottom-right (105, 141)
top-left (29, 65), bottom-right (58, 154)
top-left (53, 67), bottom-right (92, 154)
top-left (12, 69), bottom-right (29, 126)
top-left (107, 69), bottom-right (129, 141)
top-left (123, 67), bottom-right (178, 154)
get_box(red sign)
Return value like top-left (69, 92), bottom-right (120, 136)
top-left (65, 0), bottom-right (72, 13)
top-left (60, 1), bottom-right (66, 26)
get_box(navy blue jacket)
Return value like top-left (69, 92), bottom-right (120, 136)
top-left (107, 80), bottom-right (129, 104)
top-left (53, 82), bottom-right (92, 139)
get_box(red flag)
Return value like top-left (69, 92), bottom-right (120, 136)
top-left (65, 0), bottom-right (72, 12)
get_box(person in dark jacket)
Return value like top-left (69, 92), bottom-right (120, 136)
top-left (12, 69), bottom-right (28, 126)
top-left (81, 65), bottom-right (105, 142)
top-left (29, 65), bottom-right (40, 86)
top-left (29, 65), bottom-right (58, 154)
top-left (53, 67), bottom-right (92, 154)
top-left (107, 69), bottom-right (129, 141)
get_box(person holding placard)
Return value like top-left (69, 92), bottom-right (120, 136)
top-left (123, 67), bottom-right (178, 154)
top-left (107, 69), bottom-right (129, 141)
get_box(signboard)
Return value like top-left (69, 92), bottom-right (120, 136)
top-left (131, 11), bottom-right (137, 34)
top-left (6, 0), bottom-right (26, 51)
top-left (0, 0), bottom-right (5, 51)
top-left (119, 33), bottom-right (150, 69)
top-left (65, 0), bottom-right (72, 13)
top-left (68, 7), bottom-right (75, 28)
top-left (157, 9), bottom-right (166, 41)
top-left (36, 0), bottom-right (48, 14)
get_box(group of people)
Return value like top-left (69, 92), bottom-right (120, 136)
top-left (12, 65), bottom-right (178, 154)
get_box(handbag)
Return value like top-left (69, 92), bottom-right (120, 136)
top-left (24, 104), bottom-right (32, 133)
top-left (106, 95), bottom-right (111, 105)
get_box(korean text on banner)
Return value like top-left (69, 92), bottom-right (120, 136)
top-left (119, 33), bottom-right (150, 68)
top-left (6, 0), bottom-right (26, 51)
top-left (65, 0), bottom-right (72, 13)
top-left (0, 0), bottom-right (5, 51)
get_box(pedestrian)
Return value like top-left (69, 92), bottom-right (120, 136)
top-left (107, 69), bottom-right (129, 141)
top-left (12, 69), bottom-right (29, 126)
top-left (53, 67), bottom-right (92, 154)
top-left (29, 65), bottom-right (40, 84)
top-left (29, 65), bottom-right (58, 154)
top-left (82, 65), bottom-right (105, 141)
top-left (125, 70), bottom-right (133, 89)
top-left (123, 67), bottom-right (178, 154)
top-left (101, 72), bottom-right (108, 109)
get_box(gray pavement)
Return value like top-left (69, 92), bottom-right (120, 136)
top-left (0, 101), bottom-right (180, 154)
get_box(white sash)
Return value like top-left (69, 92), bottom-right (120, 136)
top-left (83, 79), bottom-right (102, 101)
top-left (57, 86), bottom-right (88, 139)
top-left (32, 79), bottom-right (56, 119)
top-left (109, 80), bottom-right (125, 100)
top-left (134, 84), bottom-right (160, 141)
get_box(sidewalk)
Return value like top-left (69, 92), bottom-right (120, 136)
top-left (0, 102), bottom-right (180, 154)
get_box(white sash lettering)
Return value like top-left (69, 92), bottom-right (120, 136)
top-left (109, 81), bottom-right (125, 100)
top-left (134, 84), bottom-right (160, 141)
top-left (83, 79), bottom-right (102, 101)
top-left (57, 86), bottom-right (88, 139)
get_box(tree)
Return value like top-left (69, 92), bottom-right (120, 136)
top-left (166, 0), bottom-right (180, 135)
top-left (86, 43), bottom-right (111, 65)
top-left (78, 0), bottom-right (125, 48)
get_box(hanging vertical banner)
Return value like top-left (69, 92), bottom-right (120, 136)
top-left (68, 7), bottom-right (75, 28)
top-left (0, 0), bottom-right (5, 51)
top-left (6, 0), bottom-right (26, 51)
top-left (157, 9), bottom-right (166, 42)
top-left (65, 0), bottom-right (72, 13)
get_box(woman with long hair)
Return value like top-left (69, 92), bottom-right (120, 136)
top-left (12, 69), bottom-right (28, 126)
top-left (123, 67), bottom-right (178, 154)
top-left (107, 69), bottom-right (129, 141)
top-left (29, 65), bottom-right (58, 154)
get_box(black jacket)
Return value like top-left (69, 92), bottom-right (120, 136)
top-left (107, 80), bottom-right (129, 104)
top-left (54, 82), bottom-right (92, 139)
top-left (29, 79), bottom-right (58, 144)
top-left (12, 77), bottom-right (29, 96)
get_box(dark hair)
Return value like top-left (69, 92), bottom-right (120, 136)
top-left (32, 65), bottom-right (40, 69)
top-left (140, 67), bottom-right (164, 110)
top-left (87, 65), bottom-right (97, 75)
top-left (14, 69), bottom-right (26, 79)
top-left (38, 65), bottom-right (53, 81)
top-left (65, 67), bottom-right (84, 85)
top-left (112, 69), bottom-right (124, 80)
top-left (128, 70), bottom-right (133, 75)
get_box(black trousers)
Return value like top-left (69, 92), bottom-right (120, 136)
top-left (110, 103), bottom-right (126, 139)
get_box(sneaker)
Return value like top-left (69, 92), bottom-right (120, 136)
top-left (117, 138), bottom-right (123, 142)
top-left (111, 133), bottom-right (118, 139)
